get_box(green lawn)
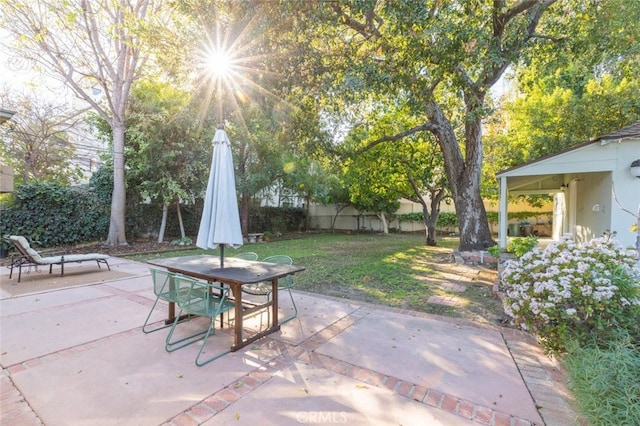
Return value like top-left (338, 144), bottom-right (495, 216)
top-left (129, 233), bottom-right (503, 324)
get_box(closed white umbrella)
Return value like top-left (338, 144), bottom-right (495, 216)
top-left (196, 127), bottom-right (243, 266)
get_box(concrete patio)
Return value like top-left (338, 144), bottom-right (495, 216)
top-left (1, 257), bottom-right (578, 425)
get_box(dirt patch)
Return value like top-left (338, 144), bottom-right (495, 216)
top-left (63, 239), bottom-right (186, 257)
top-left (1, 265), bottom-right (134, 296)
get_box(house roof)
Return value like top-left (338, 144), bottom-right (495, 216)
top-left (0, 109), bottom-right (16, 125)
top-left (496, 122), bottom-right (640, 177)
top-left (595, 122), bottom-right (640, 141)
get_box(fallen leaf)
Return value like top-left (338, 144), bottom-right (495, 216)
top-left (356, 384), bottom-right (369, 389)
top-left (235, 413), bottom-right (240, 420)
top-left (234, 382), bottom-right (243, 388)
top-left (175, 373), bottom-right (183, 378)
top-left (301, 387), bottom-right (309, 394)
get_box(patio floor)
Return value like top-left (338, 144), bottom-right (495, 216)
top-left (1, 257), bottom-right (578, 425)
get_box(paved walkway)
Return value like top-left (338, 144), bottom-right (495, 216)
top-left (0, 257), bottom-right (579, 425)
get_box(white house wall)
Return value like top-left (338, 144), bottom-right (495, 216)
top-left (572, 172), bottom-right (611, 244)
top-left (609, 141), bottom-right (640, 249)
top-left (497, 137), bottom-right (640, 250)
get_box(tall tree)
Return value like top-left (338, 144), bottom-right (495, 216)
top-left (344, 117), bottom-right (450, 244)
top-left (123, 79), bottom-right (212, 242)
top-left (0, 0), bottom-right (162, 246)
top-left (277, 0), bottom-right (559, 250)
top-left (486, 0), bottom-right (640, 171)
top-left (0, 90), bottom-right (84, 185)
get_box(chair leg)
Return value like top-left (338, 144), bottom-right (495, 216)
top-left (96, 259), bottom-right (110, 271)
top-left (142, 297), bottom-right (180, 334)
top-left (281, 287), bottom-right (298, 325)
top-left (194, 318), bottom-right (230, 367)
top-left (165, 309), bottom-right (208, 353)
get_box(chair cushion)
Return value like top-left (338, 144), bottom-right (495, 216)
top-left (64, 253), bottom-right (109, 261)
top-left (37, 255), bottom-right (64, 265)
top-left (37, 253), bottom-right (109, 264)
top-left (26, 247), bottom-right (44, 263)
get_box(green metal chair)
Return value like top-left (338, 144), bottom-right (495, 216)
top-left (143, 268), bottom-right (188, 334)
top-left (233, 252), bottom-right (259, 261)
top-left (165, 274), bottom-right (236, 366)
top-left (242, 255), bottom-right (298, 324)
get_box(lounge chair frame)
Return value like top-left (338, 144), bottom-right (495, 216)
top-left (7, 235), bottom-right (110, 283)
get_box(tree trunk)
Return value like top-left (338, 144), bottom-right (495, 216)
top-left (240, 192), bottom-right (250, 236)
top-left (331, 204), bottom-right (350, 231)
top-left (377, 211), bottom-right (389, 234)
top-left (427, 100), bottom-right (494, 251)
top-left (420, 191), bottom-right (444, 246)
top-left (176, 201), bottom-right (185, 239)
top-left (158, 203), bottom-right (168, 243)
top-left (304, 193), bottom-right (311, 230)
top-left (106, 121), bottom-right (128, 246)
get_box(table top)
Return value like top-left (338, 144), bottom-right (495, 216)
top-left (147, 255), bottom-right (305, 285)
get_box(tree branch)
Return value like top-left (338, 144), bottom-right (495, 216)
top-left (357, 123), bottom-right (438, 154)
top-left (330, 2), bottom-right (381, 38)
top-left (480, 0), bottom-right (558, 88)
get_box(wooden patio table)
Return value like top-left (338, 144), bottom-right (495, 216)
top-left (147, 255), bottom-right (304, 352)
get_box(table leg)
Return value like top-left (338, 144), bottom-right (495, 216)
top-left (230, 278), bottom-right (281, 352)
top-left (166, 301), bottom-right (176, 325)
top-left (271, 278), bottom-right (279, 329)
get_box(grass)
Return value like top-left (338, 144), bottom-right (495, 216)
top-left (564, 334), bottom-right (640, 425)
top-left (128, 233), bottom-right (504, 325)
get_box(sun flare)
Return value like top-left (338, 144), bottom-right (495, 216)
top-left (195, 17), bottom-right (285, 130)
top-left (205, 49), bottom-right (233, 79)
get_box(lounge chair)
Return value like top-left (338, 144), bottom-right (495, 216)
top-left (7, 235), bottom-right (110, 282)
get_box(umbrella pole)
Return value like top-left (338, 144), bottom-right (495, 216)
top-left (220, 244), bottom-right (225, 268)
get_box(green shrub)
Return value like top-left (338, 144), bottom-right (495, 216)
top-left (564, 333), bottom-right (640, 425)
top-left (507, 235), bottom-right (538, 258)
top-left (502, 233), bottom-right (640, 354)
top-left (396, 212), bottom-right (458, 228)
top-left (487, 244), bottom-right (503, 258)
top-left (0, 180), bottom-right (109, 247)
top-left (249, 206), bottom-right (305, 234)
top-left (436, 212), bottom-right (458, 227)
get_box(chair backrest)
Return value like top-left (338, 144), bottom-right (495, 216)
top-left (9, 236), bottom-right (44, 263)
top-left (262, 255), bottom-right (294, 288)
top-left (149, 268), bottom-right (180, 301)
top-left (173, 274), bottom-right (230, 317)
top-left (234, 252), bottom-right (259, 261)
top-left (262, 254), bottom-right (293, 265)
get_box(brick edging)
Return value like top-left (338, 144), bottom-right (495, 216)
top-left (165, 307), bottom-right (540, 426)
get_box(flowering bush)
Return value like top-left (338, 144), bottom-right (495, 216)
top-left (502, 233), bottom-right (640, 354)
